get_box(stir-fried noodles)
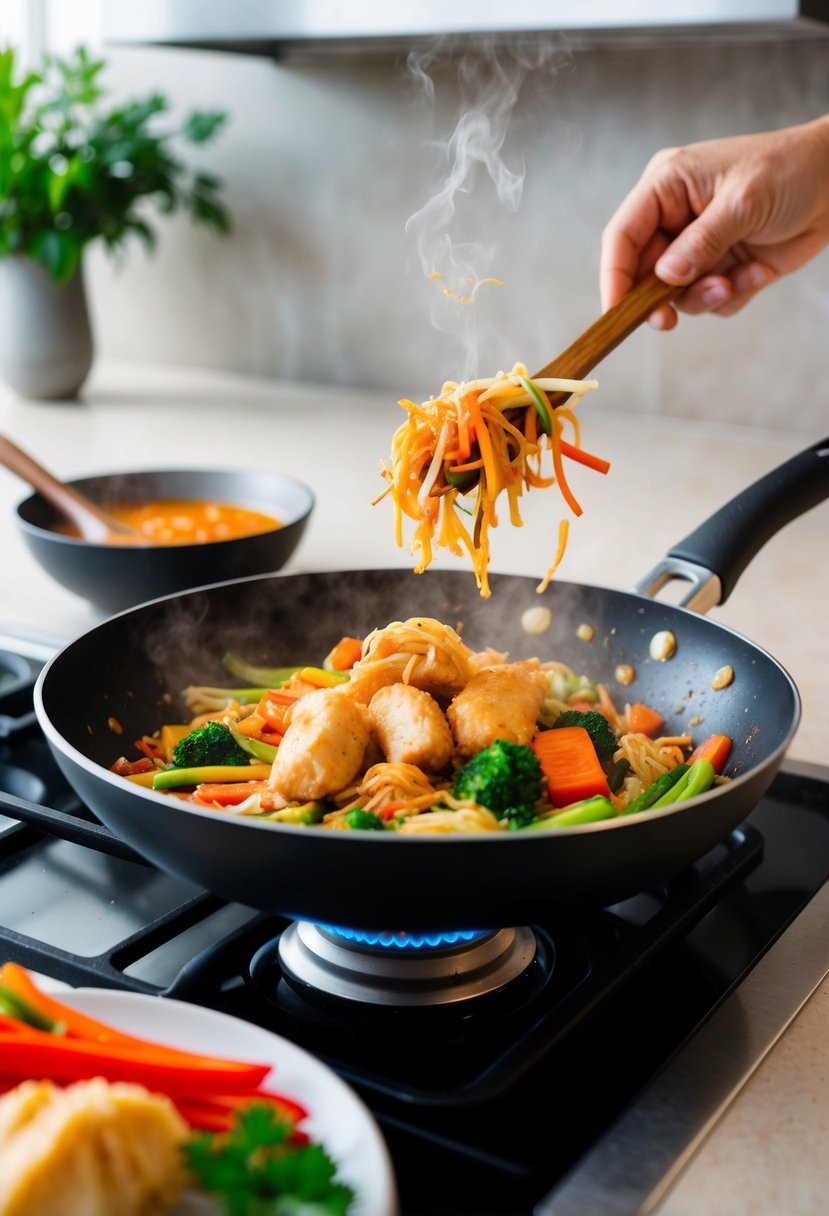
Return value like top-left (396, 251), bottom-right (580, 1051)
top-left (375, 363), bottom-right (604, 597)
top-left (111, 617), bottom-right (732, 835)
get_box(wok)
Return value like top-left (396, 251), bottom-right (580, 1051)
top-left (35, 439), bottom-right (829, 930)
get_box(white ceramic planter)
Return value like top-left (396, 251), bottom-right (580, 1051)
top-left (0, 256), bottom-right (93, 400)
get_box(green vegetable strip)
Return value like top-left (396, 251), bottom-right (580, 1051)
top-left (517, 374), bottom-right (553, 437)
top-left (229, 726), bottom-right (278, 764)
top-left (223, 653), bottom-right (303, 687)
top-left (526, 795), bottom-right (616, 830)
top-left (219, 687), bottom-right (270, 705)
top-left (153, 764), bottom-right (266, 790)
top-left (0, 984), bottom-right (65, 1033)
top-left (444, 463), bottom-right (479, 492)
top-left (652, 759), bottom-right (715, 807)
top-left (260, 802), bottom-right (326, 825)
top-left (617, 763), bottom-right (689, 816)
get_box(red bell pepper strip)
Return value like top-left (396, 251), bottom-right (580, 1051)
top-left (0, 1027), bottom-right (270, 1094)
top-left (193, 780), bottom-right (273, 808)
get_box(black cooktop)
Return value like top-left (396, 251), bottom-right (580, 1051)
top-left (1, 647), bottom-right (829, 1216)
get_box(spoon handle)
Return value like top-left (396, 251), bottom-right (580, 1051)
top-left (533, 271), bottom-right (681, 405)
top-left (0, 434), bottom-right (130, 542)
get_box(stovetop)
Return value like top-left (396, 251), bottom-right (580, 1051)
top-left (2, 645), bottom-right (829, 1216)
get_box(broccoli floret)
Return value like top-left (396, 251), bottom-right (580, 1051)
top-left (172, 721), bottom-right (250, 769)
top-left (551, 709), bottom-right (618, 760)
top-left (344, 808), bottom-right (385, 831)
top-left (452, 739), bottom-right (543, 829)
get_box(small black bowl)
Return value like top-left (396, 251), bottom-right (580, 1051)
top-left (16, 468), bottom-right (315, 614)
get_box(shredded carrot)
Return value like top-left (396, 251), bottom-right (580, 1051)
top-left (379, 363), bottom-right (602, 597)
top-left (467, 391), bottom-right (500, 506)
top-left (550, 411), bottom-right (582, 517)
top-left (456, 396), bottom-right (471, 460)
top-left (537, 519), bottom-right (569, 593)
top-left (559, 439), bottom-right (611, 475)
top-left (446, 457), bottom-right (485, 473)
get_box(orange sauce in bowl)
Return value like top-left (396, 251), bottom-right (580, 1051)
top-left (59, 500), bottom-right (283, 546)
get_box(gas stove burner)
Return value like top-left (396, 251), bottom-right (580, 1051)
top-left (276, 921), bottom-right (537, 1007)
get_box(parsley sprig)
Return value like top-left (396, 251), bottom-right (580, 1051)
top-left (184, 1104), bottom-right (356, 1216)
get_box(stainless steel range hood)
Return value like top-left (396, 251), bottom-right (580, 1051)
top-left (102, 0), bottom-right (829, 55)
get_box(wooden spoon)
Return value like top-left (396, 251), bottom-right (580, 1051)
top-left (0, 434), bottom-right (140, 544)
top-left (531, 270), bottom-right (681, 404)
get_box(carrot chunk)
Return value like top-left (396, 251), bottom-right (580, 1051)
top-left (326, 636), bottom-right (364, 670)
top-left (532, 726), bottom-right (611, 808)
top-left (688, 733), bottom-right (732, 774)
top-left (627, 702), bottom-right (664, 738)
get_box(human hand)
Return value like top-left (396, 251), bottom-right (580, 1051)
top-left (600, 115), bottom-right (829, 330)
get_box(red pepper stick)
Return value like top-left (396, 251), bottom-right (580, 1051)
top-left (0, 1032), bottom-right (270, 1094)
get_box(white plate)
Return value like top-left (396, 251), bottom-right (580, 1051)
top-left (37, 980), bottom-right (399, 1216)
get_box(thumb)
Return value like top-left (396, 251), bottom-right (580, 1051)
top-left (655, 192), bottom-right (754, 284)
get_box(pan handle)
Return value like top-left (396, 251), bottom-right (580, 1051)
top-left (635, 437), bottom-right (829, 612)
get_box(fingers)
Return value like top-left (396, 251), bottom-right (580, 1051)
top-left (705, 261), bottom-right (775, 317)
top-left (654, 187), bottom-right (763, 287)
top-left (673, 262), bottom-right (773, 317)
top-left (673, 274), bottom-right (735, 315)
top-left (600, 180), bottom-right (671, 311)
top-left (648, 304), bottom-right (679, 331)
top-left (603, 170), bottom-right (771, 326)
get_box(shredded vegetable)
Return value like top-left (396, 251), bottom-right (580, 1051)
top-left (376, 362), bottom-right (602, 597)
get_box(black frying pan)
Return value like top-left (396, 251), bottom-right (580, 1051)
top-left (34, 440), bottom-right (829, 930)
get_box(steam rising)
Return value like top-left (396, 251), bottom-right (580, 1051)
top-left (405, 36), bottom-right (571, 380)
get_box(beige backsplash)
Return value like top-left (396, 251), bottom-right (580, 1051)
top-left (87, 37), bottom-right (829, 431)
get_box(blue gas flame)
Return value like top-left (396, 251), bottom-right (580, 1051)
top-left (316, 925), bottom-right (488, 950)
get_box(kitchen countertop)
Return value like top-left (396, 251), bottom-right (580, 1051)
top-left (1, 360), bottom-right (828, 1214)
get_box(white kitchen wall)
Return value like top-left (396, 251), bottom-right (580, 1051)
top-left (58, 35), bottom-right (829, 430)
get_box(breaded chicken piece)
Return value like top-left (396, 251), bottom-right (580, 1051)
top-left (447, 665), bottom-right (547, 756)
top-left (347, 617), bottom-right (475, 703)
top-left (368, 683), bottom-right (454, 771)
top-left (269, 686), bottom-right (371, 801)
top-left (0, 1078), bottom-right (188, 1216)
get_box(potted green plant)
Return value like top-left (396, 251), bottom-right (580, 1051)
top-left (0, 45), bottom-right (229, 399)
